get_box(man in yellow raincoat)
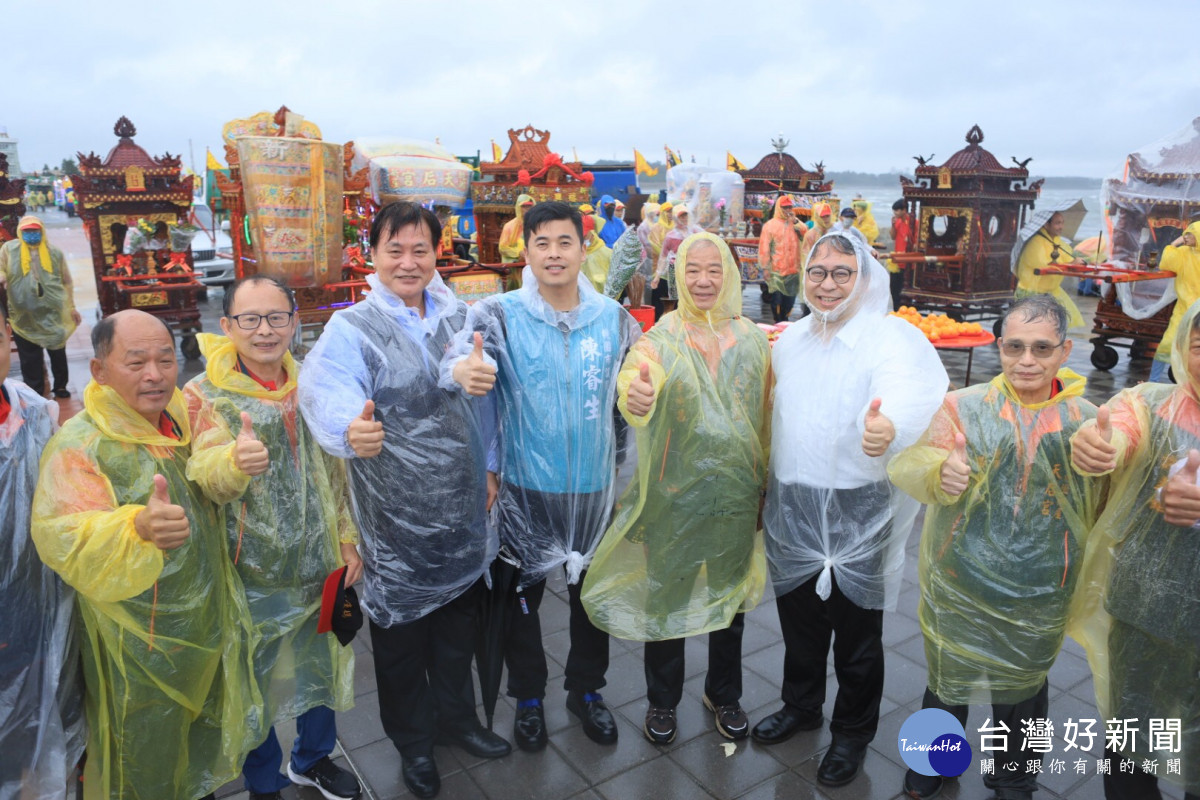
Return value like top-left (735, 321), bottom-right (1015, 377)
top-left (1149, 221), bottom-right (1200, 383)
top-left (889, 295), bottom-right (1103, 800)
top-left (184, 276), bottom-right (360, 800)
top-left (499, 194), bottom-right (534, 289)
top-left (581, 214), bottom-right (612, 293)
top-left (31, 309), bottom-right (258, 800)
top-left (0, 215), bottom-right (81, 397)
top-left (1070, 295), bottom-right (1200, 800)
top-left (582, 233), bottom-right (769, 746)
top-left (759, 196), bottom-right (802, 323)
top-left (851, 199), bottom-right (879, 246)
top-left (1014, 212), bottom-right (1085, 331)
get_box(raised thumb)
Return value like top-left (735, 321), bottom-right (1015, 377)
top-left (472, 331), bottom-right (485, 358)
top-left (1097, 405), bottom-right (1112, 443)
top-left (953, 432), bottom-right (968, 462)
top-left (867, 397), bottom-right (882, 418)
top-left (152, 473), bottom-right (170, 504)
top-left (1181, 449), bottom-right (1200, 482)
top-left (638, 362), bottom-right (651, 384)
top-left (238, 411), bottom-right (255, 439)
top-left (360, 399), bottom-right (375, 421)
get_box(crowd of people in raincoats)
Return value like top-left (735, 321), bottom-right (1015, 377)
top-left (4, 197), bottom-right (1200, 800)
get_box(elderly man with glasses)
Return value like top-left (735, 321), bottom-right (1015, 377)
top-left (888, 295), bottom-right (1103, 800)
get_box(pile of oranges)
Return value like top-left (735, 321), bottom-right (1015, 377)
top-left (890, 306), bottom-right (986, 342)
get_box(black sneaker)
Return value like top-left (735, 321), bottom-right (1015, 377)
top-left (249, 793), bottom-right (283, 800)
top-left (903, 768), bottom-right (944, 798)
top-left (702, 694), bottom-right (749, 740)
top-left (287, 756), bottom-right (361, 800)
top-left (643, 706), bottom-right (677, 745)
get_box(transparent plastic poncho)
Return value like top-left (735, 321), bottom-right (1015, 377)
top-left (0, 379), bottom-right (84, 800)
top-left (440, 267), bottom-right (641, 588)
top-left (888, 369), bottom-right (1103, 705)
top-left (31, 382), bottom-right (260, 800)
top-left (298, 274), bottom-right (496, 626)
top-left (582, 233), bottom-right (768, 640)
top-left (1068, 297), bottom-right (1200, 796)
top-left (603, 225), bottom-right (647, 299)
top-left (185, 334), bottom-right (355, 729)
top-left (765, 231), bottom-right (948, 609)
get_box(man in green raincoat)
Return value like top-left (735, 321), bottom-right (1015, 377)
top-left (583, 232), bottom-right (769, 746)
top-left (889, 295), bottom-right (1103, 800)
top-left (184, 276), bottom-right (360, 800)
top-left (31, 309), bottom-right (258, 800)
top-left (1071, 296), bottom-right (1200, 800)
top-left (0, 215), bottom-right (81, 397)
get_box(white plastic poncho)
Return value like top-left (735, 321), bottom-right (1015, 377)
top-left (440, 267), bottom-right (641, 588)
top-left (765, 231), bottom-right (948, 610)
top-left (299, 273), bottom-right (497, 627)
top-left (0, 379), bottom-right (84, 800)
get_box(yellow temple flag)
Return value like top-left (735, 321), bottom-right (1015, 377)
top-left (634, 149), bottom-right (659, 177)
top-left (491, 140), bottom-right (503, 162)
top-left (727, 152), bottom-right (746, 171)
top-left (665, 146), bottom-right (680, 168)
top-left (206, 148), bottom-right (225, 171)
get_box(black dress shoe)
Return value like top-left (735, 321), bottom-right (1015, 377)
top-left (436, 725), bottom-right (512, 759)
top-left (566, 690), bottom-right (618, 745)
top-left (750, 706), bottom-right (823, 744)
top-left (817, 740), bottom-right (868, 787)
top-left (401, 755), bottom-right (440, 799)
top-left (513, 700), bottom-right (548, 752)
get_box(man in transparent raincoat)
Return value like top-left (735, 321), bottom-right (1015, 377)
top-left (889, 295), bottom-right (1103, 800)
top-left (0, 304), bottom-right (84, 800)
top-left (31, 309), bottom-right (257, 800)
top-left (185, 276), bottom-right (360, 800)
top-left (0, 215), bottom-right (81, 397)
top-left (1070, 296), bottom-right (1200, 800)
top-left (442, 201), bottom-right (641, 752)
top-left (582, 233), bottom-right (769, 746)
top-left (299, 203), bottom-right (506, 800)
top-left (753, 232), bottom-right (947, 789)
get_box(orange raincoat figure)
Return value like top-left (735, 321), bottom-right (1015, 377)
top-left (759, 197), bottom-right (801, 323)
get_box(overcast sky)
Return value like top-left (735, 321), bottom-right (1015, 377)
top-left (6, 0), bottom-right (1197, 179)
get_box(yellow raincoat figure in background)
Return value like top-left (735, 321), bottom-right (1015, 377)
top-left (499, 194), bottom-right (534, 290)
top-left (1069, 296), bottom-right (1200, 800)
top-left (648, 201), bottom-right (673, 264)
top-left (583, 234), bottom-right (768, 743)
top-left (851, 199), bottom-right (879, 246)
top-left (1014, 211), bottom-right (1085, 330)
top-left (1149, 220), bottom-right (1200, 382)
top-left (889, 295), bottom-right (1103, 799)
top-left (184, 277), bottom-right (360, 798)
top-left (0, 215), bottom-right (81, 397)
top-left (581, 214), bottom-right (612, 293)
top-left (31, 310), bottom-right (258, 800)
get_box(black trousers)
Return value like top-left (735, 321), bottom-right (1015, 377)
top-left (650, 281), bottom-right (670, 320)
top-left (370, 582), bottom-right (482, 759)
top-left (889, 269), bottom-right (905, 311)
top-left (13, 331), bottom-right (68, 395)
top-left (922, 682), bottom-right (1048, 792)
top-left (504, 571), bottom-right (608, 701)
top-left (1103, 747), bottom-right (1200, 800)
top-left (770, 292), bottom-right (796, 323)
top-left (777, 572), bottom-right (884, 745)
top-left (645, 614), bottom-right (744, 709)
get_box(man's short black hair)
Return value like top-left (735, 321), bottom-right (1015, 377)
top-left (222, 275), bottom-right (297, 317)
top-left (892, 199), bottom-right (907, 212)
top-left (92, 314), bottom-right (173, 361)
top-left (522, 201), bottom-right (584, 246)
top-left (369, 201), bottom-right (441, 251)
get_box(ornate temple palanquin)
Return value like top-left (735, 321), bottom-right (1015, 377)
top-left (738, 140), bottom-right (834, 220)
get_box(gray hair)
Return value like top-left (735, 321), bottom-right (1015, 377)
top-left (1001, 295), bottom-right (1068, 340)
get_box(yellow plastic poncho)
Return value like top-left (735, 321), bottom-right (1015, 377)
top-left (0, 217), bottom-right (78, 349)
top-left (1014, 229), bottom-right (1085, 330)
top-left (498, 194), bottom-right (533, 263)
top-left (851, 200), bottom-right (879, 245)
top-left (184, 334), bottom-right (355, 731)
top-left (31, 382), bottom-right (259, 800)
top-left (888, 368), bottom-right (1102, 705)
top-left (648, 202), bottom-right (673, 264)
top-left (1068, 297), bottom-right (1200, 796)
top-left (582, 230), bottom-right (612, 293)
top-left (1152, 220), bottom-right (1200, 366)
top-left (582, 233), bottom-right (768, 640)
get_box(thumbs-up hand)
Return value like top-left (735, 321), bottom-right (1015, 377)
top-left (861, 397), bottom-right (896, 457)
top-left (347, 399), bottom-right (384, 459)
top-left (1071, 405), bottom-right (1118, 474)
top-left (453, 332), bottom-right (498, 397)
top-left (233, 411), bottom-right (270, 476)
top-left (939, 432), bottom-right (971, 497)
top-left (1162, 449), bottom-right (1200, 526)
top-left (626, 362), bottom-right (657, 417)
top-left (134, 474), bottom-right (191, 550)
